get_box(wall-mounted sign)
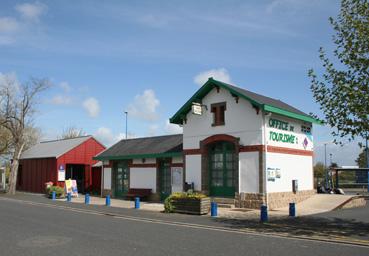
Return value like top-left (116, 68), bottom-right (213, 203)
top-left (58, 164), bottom-right (65, 181)
top-left (267, 167), bottom-right (281, 181)
top-left (192, 103), bottom-right (203, 115)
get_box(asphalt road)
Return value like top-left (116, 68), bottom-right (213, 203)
top-left (0, 196), bottom-right (368, 256)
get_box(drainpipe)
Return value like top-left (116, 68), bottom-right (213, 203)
top-left (262, 112), bottom-right (269, 207)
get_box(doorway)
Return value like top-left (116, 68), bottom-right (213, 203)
top-left (159, 159), bottom-right (172, 201)
top-left (208, 141), bottom-right (236, 197)
top-left (66, 164), bottom-right (85, 193)
top-left (114, 161), bottom-right (129, 198)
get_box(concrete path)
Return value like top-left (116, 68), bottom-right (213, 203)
top-left (273, 194), bottom-right (362, 216)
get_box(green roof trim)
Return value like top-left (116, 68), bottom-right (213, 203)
top-left (169, 78), bottom-right (322, 125)
top-left (263, 105), bottom-right (322, 124)
top-left (94, 152), bottom-right (183, 161)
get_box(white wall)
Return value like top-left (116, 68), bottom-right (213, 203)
top-left (183, 87), bottom-right (263, 150)
top-left (103, 167), bottom-right (111, 190)
top-left (132, 158), bottom-right (156, 164)
top-left (185, 155), bottom-right (202, 191)
top-left (130, 167), bottom-right (157, 193)
top-left (266, 152), bottom-right (313, 193)
top-left (239, 152), bottom-right (259, 193)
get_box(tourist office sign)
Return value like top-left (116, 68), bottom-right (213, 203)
top-left (268, 118), bottom-right (298, 145)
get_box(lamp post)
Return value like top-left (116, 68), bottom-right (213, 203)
top-left (124, 111), bottom-right (128, 139)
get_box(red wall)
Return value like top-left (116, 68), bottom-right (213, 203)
top-left (18, 137), bottom-right (105, 194)
top-left (56, 137), bottom-right (105, 191)
top-left (18, 158), bottom-right (57, 193)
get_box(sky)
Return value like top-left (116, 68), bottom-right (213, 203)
top-left (0, 0), bottom-right (364, 166)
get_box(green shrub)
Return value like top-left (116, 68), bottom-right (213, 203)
top-left (46, 186), bottom-right (65, 198)
top-left (164, 192), bottom-right (207, 213)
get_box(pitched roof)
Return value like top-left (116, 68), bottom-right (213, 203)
top-left (20, 136), bottom-right (93, 160)
top-left (94, 134), bottom-right (183, 160)
top-left (170, 78), bottom-right (321, 125)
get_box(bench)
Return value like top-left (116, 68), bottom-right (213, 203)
top-left (126, 188), bottom-right (152, 200)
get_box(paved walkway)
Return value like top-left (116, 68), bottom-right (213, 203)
top-left (63, 193), bottom-right (366, 220)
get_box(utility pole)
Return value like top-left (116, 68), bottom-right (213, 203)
top-left (324, 143), bottom-right (328, 189)
top-left (124, 111), bottom-right (128, 140)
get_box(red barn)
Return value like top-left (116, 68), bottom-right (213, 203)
top-left (18, 136), bottom-right (105, 194)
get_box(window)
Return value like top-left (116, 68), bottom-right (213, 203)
top-left (211, 102), bottom-right (226, 126)
top-left (301, 125), bottom-right (312, 134)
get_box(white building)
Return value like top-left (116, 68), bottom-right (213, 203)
top-left (96, 78), bottom-right (320, 209)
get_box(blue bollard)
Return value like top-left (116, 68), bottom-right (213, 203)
top-left (289, 203), bottom-right (296, 217)
top-left (67, 192), bottom-right (72, 202)
top-left (260, 205), bottom-right (268, 222)
top-left (211, 202), bottom-right (218, 217)
top-left (105, 195), bottom-right (111, 206)
top-left (85, 193), bottom-right (90, 205)
top-left (52, 191), bottom-right (56, 201)
top-left (135, 197), bottom-right (140, 209)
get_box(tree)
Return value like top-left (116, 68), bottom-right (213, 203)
top-left (58, 126), bottom-right (86, 139)
top-left (308, 0), bottom-right (369, 144)
top-left (314, 162), bottom-right (325, 179)
top-left (356, 149), bottom-right (368, 167)
top-left (0, 74), bottom-right (49, 195)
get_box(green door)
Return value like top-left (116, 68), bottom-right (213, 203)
top-left (159, 160), bottom-right (172, 201)
top-left (114, 162), bottom-right (129, 198)
top-left (209, 142), bottom-right (236, 197)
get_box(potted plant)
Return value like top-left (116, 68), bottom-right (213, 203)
top-left (46, 185), bottom-right (65, 199)
top-left (164, 192), bottom-right (210, 215)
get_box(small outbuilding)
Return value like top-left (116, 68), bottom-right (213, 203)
top-left (18, 136), bottom-right (105, 194)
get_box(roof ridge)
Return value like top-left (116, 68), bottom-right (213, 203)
top-left (40, 135), bottom-right (92, 144)
top-left (119, 133), bottom-right (183, 142)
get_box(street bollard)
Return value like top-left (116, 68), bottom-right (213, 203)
top-left (211, 202), bottom-right (218, 217)
top-left (289, 203), bottom-right (296, 217)
top-left (135, 197), bottom-right (140, 209)
top-left (85, 193), bottom-right (90, 205)
top-left (67, 192), bottom-right (72, 202)
top-left (260, 205), bottom-right (268, 223)
top-left (367, 171), bottom-right (369, 193)
top-left (52, 191), bottom-right (56, 201)
top-left (105, 195), bottom-right (111, 206)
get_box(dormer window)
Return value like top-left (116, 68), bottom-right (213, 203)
top-left (211, 102), bottom-right (226, 126)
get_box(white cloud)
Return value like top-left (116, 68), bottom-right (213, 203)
top-left (148, 124), bottom-right (159, 136)
top-left (94, 127), bottom-right (137, 146)
top-left (127, 89), bottom-right (160, 121)
top-left (83, 97), bottom-right (100, 118)
top-left (94, 127), bottom-right (124, 146)
top-left (49, 95), bottom-right (72, 105)
top-left (59, 81), bottom-right (71, 92)
top-left (164, 120), bottom-right (183, 134)
top-left (0, 17), bottom-right (19, 33)
top-left (15, 2), bottom-right (47, 21)
top-left (194, 68), bottom-right (231, 86)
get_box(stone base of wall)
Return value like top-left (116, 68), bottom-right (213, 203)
top-left (235, 193), bottom-right (266, 209)
top-left (235, 190), bottom-right (315, 209)
top-left (267, 190), bottom-right (315, 209)
top-left (101, 189), bottom-right (112, 197)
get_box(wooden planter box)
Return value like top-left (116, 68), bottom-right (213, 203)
top-left (171, 197), bottom-right (211, 215)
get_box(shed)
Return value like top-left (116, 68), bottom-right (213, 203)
top-left (18, 136), bottom-right (105, 194)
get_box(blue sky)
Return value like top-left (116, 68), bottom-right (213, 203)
top-left (0, 0), bottom-right (363, 165)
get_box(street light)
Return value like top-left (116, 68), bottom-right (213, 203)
top-left (124, 111), bottom-right (128, 139)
